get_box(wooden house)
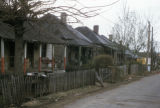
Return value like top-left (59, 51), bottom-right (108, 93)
top-left (76, 26), bottom-right (123, 65)
top-left (0, 13), bottom-right (94, 74)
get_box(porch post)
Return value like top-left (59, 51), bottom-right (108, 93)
top-left (78, 46), bottom-right (82, 66)
top-left (52, 45), bottom-right (55, 72)
top-left (111, 48), bottom-right (112, 56)
top-left (46, 44), bottom-right (52, 67)
top-left (1, 38), bottom-right (5, 74)
top-left (114, 51), bottom-right (117, 65)
top-left (38, 44), bottom-right (42, 72)
top-left (64, 46), bottom-right (67, 71)
top-left (24, 42), bottom-right (27, 74)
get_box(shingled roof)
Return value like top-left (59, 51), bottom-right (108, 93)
top-left (0, 22), bottom-right (14, 40)
top-left (100, 35), bottom-right (118, 50)
top-left (40, 14), bottom-right (93, 46)
top-left (76, 27), bottom-right (102, 45)
top-left (0, 21), bottom-right (65, 44)
top-left (0, 14), bottom-right (93, 46)
top-left (76, 26), bottom-right (118, 49)
top-left (24, 21), bottom-right (65, 44)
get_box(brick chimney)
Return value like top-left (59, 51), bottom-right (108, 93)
top-left (61, 12), bottom-right (67, 23)
top-left (93, 25), bottom-right (99, 34)
top-left (109, 34), bottom-right (113, 41)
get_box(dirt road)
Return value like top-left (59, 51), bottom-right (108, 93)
top-left (63, 74), bottom-right (160, 108)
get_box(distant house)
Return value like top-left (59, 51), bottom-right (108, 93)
top-left (76, 26), bottom-right (123, 65)
top-left (113, 42), bottom-right (139, 65)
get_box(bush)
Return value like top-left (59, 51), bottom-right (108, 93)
top-left (92, 55), bottom-right (114, 87)
top-left (92, 54), bottom-right (113, 71)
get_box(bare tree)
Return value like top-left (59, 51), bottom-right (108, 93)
top-left (111, 6), bottom-right (148, 53)
top-left (0, 0), bottom-right (118, 75)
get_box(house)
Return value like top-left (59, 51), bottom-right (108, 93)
top-left (38, 13), bottom-right (94, 71)
top-left (0, 21), bottom-right (65, 74)
top-left (125, 49), bottom-right (138, 63)
top-left (76, 26), bottom-right (122, 65)
top-left (0, 13), bottom-right (94, 74)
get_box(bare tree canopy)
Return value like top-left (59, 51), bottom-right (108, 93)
top-left (111, 6), bottom-right (148, 53)
top-left (0, 0), bottom-right (120, 23)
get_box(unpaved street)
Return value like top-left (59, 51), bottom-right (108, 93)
top-left (63, 74), bottom-right (160, 108)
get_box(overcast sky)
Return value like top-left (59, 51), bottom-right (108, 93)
top-left (55, 0), bottom-right (160, 45)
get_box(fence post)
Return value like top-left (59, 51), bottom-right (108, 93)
top-left (52, 45), bottom-right (55, 72)
top-left (64, 46), bottom-right (67, 71)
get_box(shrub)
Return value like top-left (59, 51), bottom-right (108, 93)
top-left (92, 55), bottom-right (114, 87)
top-left (92, 54), bottom-right (113, 71)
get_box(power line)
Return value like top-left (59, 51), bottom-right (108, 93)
top-left (74, 0), bottom-right (120, 9)
top-left (73, 0), bottom-right (117, 25)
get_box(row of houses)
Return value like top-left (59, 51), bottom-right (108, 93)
top-left (0, 13), bottom-right (137, 74)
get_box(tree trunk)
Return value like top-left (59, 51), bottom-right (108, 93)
top-left (14, 22), bottom-right (24, 75)
top-left (95, 71), bottom-right (104, 87)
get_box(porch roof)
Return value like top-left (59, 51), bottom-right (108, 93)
top-left (125, 50), bottom-right (139, 58)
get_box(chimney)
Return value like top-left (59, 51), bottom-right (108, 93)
top-left (109, 34), bottom-right (113, 41)
top-left (61, 12), bottom-right (67, 23)
top-left (93, 25), bottom-right (99, 34)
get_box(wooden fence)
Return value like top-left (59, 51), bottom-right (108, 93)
top-left (0, 65), bottom-right (147, 107)
top-left (130, 64), bottom-right (147, 75)
top-left (99, 68), bottom-right (112, 81)
top-left (0, 70), bottom-right (95, 107)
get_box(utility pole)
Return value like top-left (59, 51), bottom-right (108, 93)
top-left (147, 21), bottom-right (151, 72)
top-left (151, 27), bottom-right (154, 71)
